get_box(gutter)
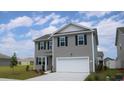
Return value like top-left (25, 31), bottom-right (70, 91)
top-left (91, 32), bottom-right (95, 72)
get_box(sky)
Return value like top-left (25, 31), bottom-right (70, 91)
top-left (0, 11), bottom-right (124, 59)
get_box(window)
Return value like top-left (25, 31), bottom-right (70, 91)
top-left (36, 57), bottom-right (41, 65)
top-left (59, 36), bottom-right (66, 46)
top-left (78, 34), bottom-right (85, 45)
top-left (40, 42), bottom-right (45, 49)
top-left (36, 57), bottom-right (45, 65)
top-left (48, 41), bottom-right (52, 49)
top-left (75, 34), bottom-right (87, 45)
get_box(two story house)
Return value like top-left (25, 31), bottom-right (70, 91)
top-left (115, 27), bottom-right (124, 68)
top-left (34, 23), bottom-right (98, 73)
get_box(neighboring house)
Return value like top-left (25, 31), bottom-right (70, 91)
top-left (0, 53), bottom-right (11, 66)
top-left (34, 23), bottom-right (98, 73)
top-left (104, 57), bottom-right (116, 69)
top-left (97, 51), bottom-right (104, 65)
top-left (18, 57), bottom-right (34, 65)
top-left (115, 27), bottom-right (124, 68)
top-left (104, 57), bottom-right (114, 63)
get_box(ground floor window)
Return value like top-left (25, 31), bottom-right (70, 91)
top-left (36, 57), bottom-right (45, 65)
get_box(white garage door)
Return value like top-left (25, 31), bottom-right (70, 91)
top-left (56, 57), bottom-right (89, 73)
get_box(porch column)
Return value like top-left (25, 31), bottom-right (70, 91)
top-left (45, 56), bottom-right (47, 71)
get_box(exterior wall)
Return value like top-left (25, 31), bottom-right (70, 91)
top-left (53, 32), bottom-right (95, 72)
top-left (106, 60), bottom-right (116, 69)
top-left (0, 59), bottom-right (11, 66)
top-left (34, 40), bottom-right (52, 70)
top-left (117, 31), bottom-right (124, 68)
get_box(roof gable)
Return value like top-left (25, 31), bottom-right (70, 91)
top-left (34, 34), bottom-right (51, 42)
top-left (54, 23), bottom-right (92, 35)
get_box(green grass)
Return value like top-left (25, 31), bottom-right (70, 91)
top-left (0, 66), bottom-right (42, 80)
top-left (85, 69), bottom-right (124, 81)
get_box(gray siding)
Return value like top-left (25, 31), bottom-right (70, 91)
top-left (117, 31), bottom-right (124, 68)
top-left (0, 59), bottom-right (11, 66)
top-left (53, 33), bottom-right (95, 72)
top-left (34, 40), bottom-right (52, 70)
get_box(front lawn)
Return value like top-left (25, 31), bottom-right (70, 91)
top-left (85, 69), bottom-right (124, 81)
top-left (0, 66), bottom-right (42, 80)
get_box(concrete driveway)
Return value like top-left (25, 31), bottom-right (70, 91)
top-left (27, 72), bottom-right (89, 81)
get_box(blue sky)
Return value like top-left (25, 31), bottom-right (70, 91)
top-left (0, 11), bottom-right (124, 58)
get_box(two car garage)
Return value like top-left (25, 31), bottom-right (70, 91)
top-left (56, 57), bottom-right (90, 73)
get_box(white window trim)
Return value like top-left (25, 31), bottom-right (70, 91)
top-left (59, 36), bottom-right (66, 46)
top-left (77, 34), bottom-right (85, 45)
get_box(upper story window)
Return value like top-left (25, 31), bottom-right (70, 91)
top-left (75, 34), bottom-right (87, 45)
top-left (78, 34), bottom-right (85, 45)
top-left (40, 42), bottom-right (45, 49)
top-left (60, 36), bottom-right (66, 46)
top-left (48, 40), bottom-right (52, 49)
top-left (57, 36), bottom-right (68, 47)
top-left (38, 41), bottom-right (46, 50)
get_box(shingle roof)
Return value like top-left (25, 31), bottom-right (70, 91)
top-left (34, 34), bottom-right (51, 42)
top-left (0, 53), bottom-right (11, 59)
top-left (104, 57), bottom-right (114, 62)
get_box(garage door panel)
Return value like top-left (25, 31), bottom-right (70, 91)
top-left (56, 57), bottom-right (89, 73)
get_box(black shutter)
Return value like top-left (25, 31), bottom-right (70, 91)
top-left (44, 41), bottom-right (46, 49)
top-left (84, 34), bottom-right (87, 45)
top-left (75, 35), bottom-right (78, 46)
top-left (57, 37), bottom-right (60, 47)
top-left (38, 42), bottom-right (40, 50)
top-left (48, 41), bottom-right (49, 50)
top-left (65, 36), bottom-right (68, 46)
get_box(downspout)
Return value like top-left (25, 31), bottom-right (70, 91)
top-left (91, 32), bottom-right (95, 72)
top-left (52, 37), bottom-right (54, 72)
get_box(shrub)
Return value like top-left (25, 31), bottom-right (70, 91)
top-left (104, 66), bottom-right (109, 70)
top-left (26, 65), bottom-right (30, 71)
top-left (94, 75), bottom-right (100, 81)
top-left (86, 77), bottom-right (93, 81)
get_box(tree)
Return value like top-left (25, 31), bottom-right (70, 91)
top-left (10, 52), bottom-right (18, 73)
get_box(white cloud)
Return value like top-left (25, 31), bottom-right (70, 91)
top-left (34, 12), bottom-right (68, 26)
top-left (25, 25), bottom-right (57, 40)
top-left (98, 46), bottom-right (108, 52)
top-left (0, 16), bottom-right (33, 31)
top-left (0, 32), bottom-right (34, 58)
top-left (79, 21), bottom-right (94, 27)
top-left (79, 11), bottom-right (111, 18)
top-left (35, 12), bottom-right (61, 25)
top-left (50, 16), bottom-right (68, 25)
